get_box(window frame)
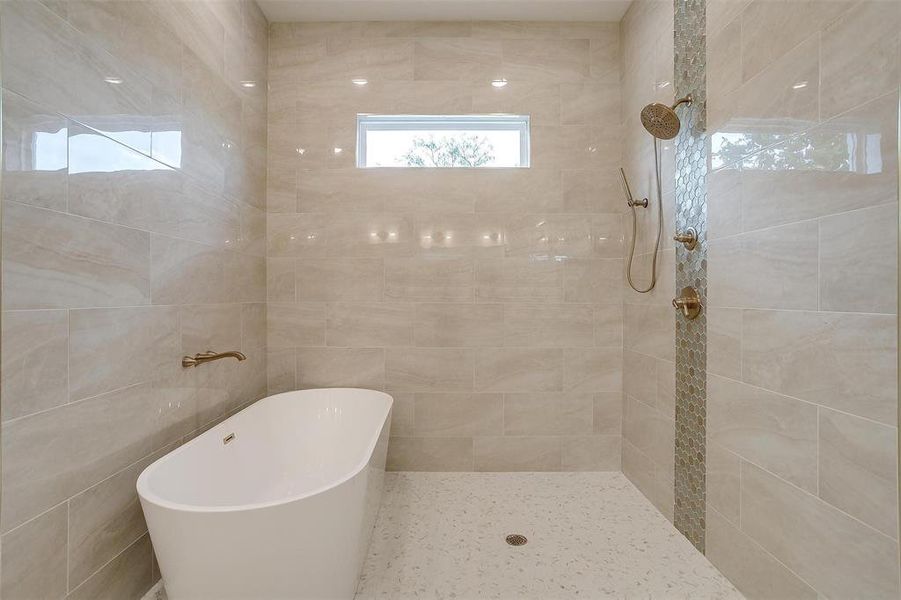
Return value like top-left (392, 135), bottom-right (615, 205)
top-left (355, 114), bottom-right (531, 169)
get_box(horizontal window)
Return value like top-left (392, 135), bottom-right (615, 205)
top-left (356, 114), bottom-right (530, 168)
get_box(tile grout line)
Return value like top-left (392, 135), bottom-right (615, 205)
top-left (710, 370), bottom-right (897, 431)
top-left (709, 503), bottom-right (821, 597)
top-left (737, 450), bottom-right (898, 546)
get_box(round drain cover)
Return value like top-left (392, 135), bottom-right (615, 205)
top-left (505, 534), bottom-right (528, 546)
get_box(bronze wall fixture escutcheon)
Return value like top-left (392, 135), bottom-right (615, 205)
top-left (674, 227), bottom-right (698, 250)
top-left (672, 287), bottom-right (701, 320)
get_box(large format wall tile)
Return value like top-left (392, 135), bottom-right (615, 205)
top-left (705, 442), bottom-right (740, 525)
top-left (413, 303), bottom-right (503, 347)
top-left (504, 393), bottom-right (595, 435)
top-left (473, 435), bottom-right (562, 471)
top-left (819, 0), bottom-right (900, 120)
top-left (475, 347), bottom-right (564, 392)
top-left (738, 34), bottom-right (819, 135)
top-left (267, 303), bottom-right (326, 349)
top-left (818, 408), bottom-right (898, 538)
top-left (707, 221), bottom-right (818, 310)
top-left (386, 257), bottom-right (473, 301)
top-left (622, 394), bottom-right (674, 476)
top-left (67, 457), bottom-right (151, 590)
top-left (623, 350), bottom-right (658, 407)
top-left (703, 2), bottom-right (900, 596)
top-left (562, 434), bottom-right (621, 470)
top-left (67, 535), bottom-right (153, 600)
top-left (269, 21), bottom-right (623, 473)
top-left (66, 127), bottom-right (184, 236)
top-left (594, 392), bottom-right (623, 434)
top-left (388, 348), bottom-right (473, 392)
top-left (413, 38), bottom-right (502, 81)
top-left (564, 347), bottom-right (622, 392)
top-left (0, 503), bottom-right (68, 600)
top-left (69, 307), bottom-right (178, 402)
top-left (619, 0), bottom-right (678, 522)
top-left (1, 1), bottom-right (154, 145)
top-left (742, 309), bottom-right (896, 425)
top-left (502, 39), bottom-right (590, 82)
top-left (1, 309), bottom-right (68, 422)
top-left (503, 304), bottom-right (594, 348)
top-left (1, 383), bottom-right (158, 533)
top-left (738, 0), bottom-right (851, 84)
top-left (706, 307), bottom-right (741, 379)
top-left (1, 90), bottom-right (68, 212)
top-left (737, 93), bottom-right (899, 233)
top-left (297, 347), bottom-right (384, 389)
top-left (386, 437), bottom-right (473, 471)
top-left (563, 258), bottom-right (622, 303)
top-left (624, 303), bottom-right (674, 361)
top-left (0, 1), bottom-right (269, 597)
top-left (296, 258), bottom-right (384, 301)
top-left (326, 303), bottom-right (413, 347)
top-left (741, 461), bottom-right (899, 599)
top-left (708, 374), bottom-right (818, 492)
top-left (180, 304), bottom-right (243, 354)
top-left (475, 258), bottom-right (564, 302)
top-left (150, 236), bottom-right (227, 306)
top-left (706, 507), bottom-right (817, 600)
top-left (819, 203), bottom-right (898, 314)
top-left (3, 202), bottom-right (151, 310)
top-left (412, 393), bottom-right (504, 437)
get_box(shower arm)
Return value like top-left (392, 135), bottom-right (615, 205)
top-left (671, 95), bottom-right (692, 109)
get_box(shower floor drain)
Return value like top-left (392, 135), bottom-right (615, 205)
top-left (505, 534), bottom-right (528, 546)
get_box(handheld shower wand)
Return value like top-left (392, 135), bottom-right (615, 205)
top-left (621, 146), bottom-right (663, 294)
top-left (622, 95), bottom-right (692, 293)
top-left (619, 168), bottom-right (647, 208)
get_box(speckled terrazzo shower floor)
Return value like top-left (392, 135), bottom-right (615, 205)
top-left (355, 472), bottom-right (742, 600)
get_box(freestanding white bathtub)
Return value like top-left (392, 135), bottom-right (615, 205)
top-left (137, 388), bottom-right (392, 600)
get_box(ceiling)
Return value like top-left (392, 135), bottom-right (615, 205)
top-left (257, 0), bottom-right (632, 23)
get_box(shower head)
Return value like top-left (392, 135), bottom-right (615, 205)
top-left (640, 95), bottom-right (692, 140)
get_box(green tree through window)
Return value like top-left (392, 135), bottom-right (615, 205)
top-left (400, 134), bottom-right (496, 167)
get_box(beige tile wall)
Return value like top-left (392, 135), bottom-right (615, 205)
top-left (618, 0), bottom-right (678, 521)
top-left (705, 0), bottom-right (900, 597)
top-left (0, 1), bottom-right (268, 598)
top-left (267, 21), bottom-right (624, 471)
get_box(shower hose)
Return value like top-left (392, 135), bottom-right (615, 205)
top-left (625, 138), bottom-right (663, 294)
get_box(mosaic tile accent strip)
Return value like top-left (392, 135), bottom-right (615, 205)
top-left (673, 0), bottom-right (708, 552)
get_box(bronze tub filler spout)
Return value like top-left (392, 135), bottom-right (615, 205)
top-left (182, 350), bottom-right (247, 368)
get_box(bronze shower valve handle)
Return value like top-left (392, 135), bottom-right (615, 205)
top-left (674, 227), bottom-right (698, 250)
top-left (672, 287), bottom-right (702, 320)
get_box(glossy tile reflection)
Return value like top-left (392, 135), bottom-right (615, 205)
top-left (0, 0), bottom-right (268, 598)
top-left (269, 21), bottom-right (626, 473)
top-left (703, 0), bottom-right (900, 598)
top-left (0, 1), bottom-right (898, 600)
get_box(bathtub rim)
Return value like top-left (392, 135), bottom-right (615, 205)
top-left (136, 387), bottom-right (393, 514)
